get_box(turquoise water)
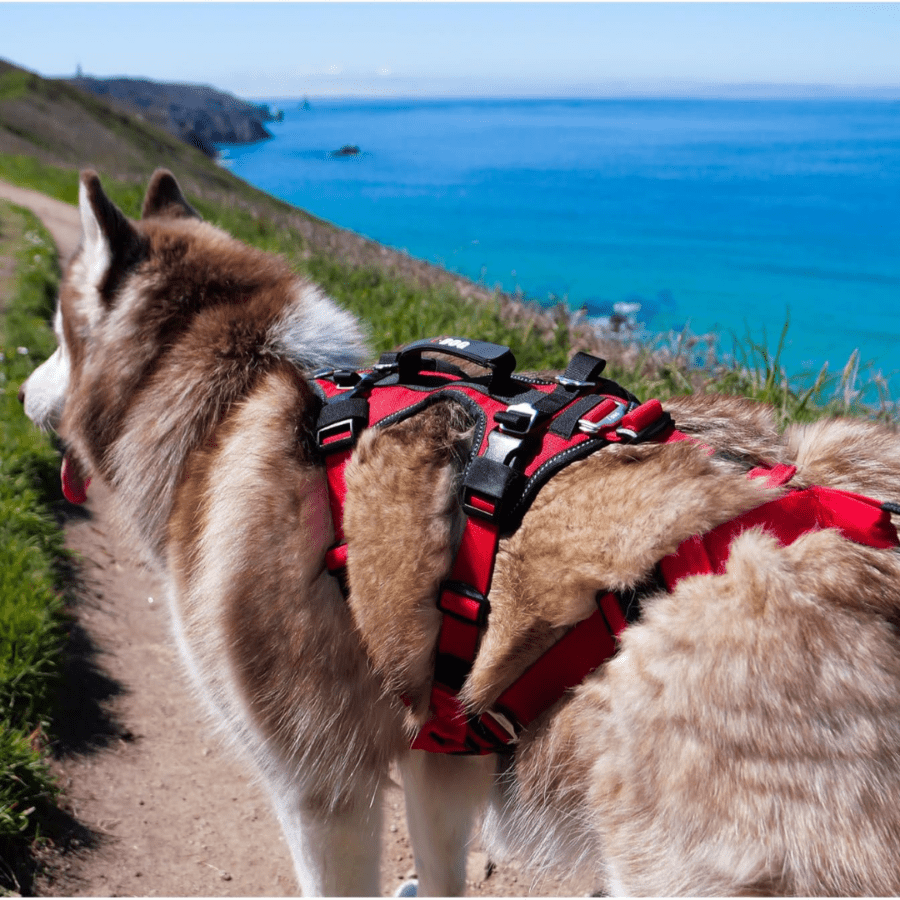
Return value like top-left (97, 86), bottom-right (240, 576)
top-left (218, 96), bottom-right (900, 394)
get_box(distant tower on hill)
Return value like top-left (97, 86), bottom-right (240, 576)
top-left (76, 63), bottom-right (83, 79)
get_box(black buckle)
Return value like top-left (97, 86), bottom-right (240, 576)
top-left (330, 369), bottom-right (362, 388)
top-left (462, 455), bottom-right (525, 523)
top-left (316, 417), bottom-right (364, 453)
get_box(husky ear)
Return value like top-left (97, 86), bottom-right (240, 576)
top-left (78, 170), bottom-right (145, 302)
top-left (141, 169), bottom-right (201, 221)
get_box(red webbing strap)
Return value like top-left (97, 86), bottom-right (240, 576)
top-left (492, 603), bottom-right (621, 734)
top-left (660, 484), bottom-right (899, 590)
top-left (412, 509), bottom-right (502, 753)
top-left (749, 462), bottom-right (797, 487)
top-left (323, 448), bottom-right (352, 580)
top-left (412, 395), bottom-right (685, 753)
top-left (315, 378), bottom-right (357, 582)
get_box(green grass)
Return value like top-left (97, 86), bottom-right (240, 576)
top-left (0, 154), bottom-right (80, 205)
top-left (0, 201), bottom-right (65, 873)
top-left (304, 253), bottom-right (572, 372)
top-left (0, 70), bottom-right (36, 104)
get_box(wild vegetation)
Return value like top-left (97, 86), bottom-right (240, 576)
top-left (0, 201), bottom-right (65, 886)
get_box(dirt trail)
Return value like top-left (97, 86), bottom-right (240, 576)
top-left (0, 178), bottom-right (551, 897)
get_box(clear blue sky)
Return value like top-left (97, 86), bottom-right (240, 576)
top-left (1, 2), bottom-right (898, 99)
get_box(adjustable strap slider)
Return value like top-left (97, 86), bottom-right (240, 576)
top-left (316, 396), bottom-right (370, 453)
top-left (438, 580), bottom-right (491, 627)
top-left (462, 455), bottom-right (525, 523)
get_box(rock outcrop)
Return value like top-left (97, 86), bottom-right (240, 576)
top-left (66, 76), bottom-right (280, 156)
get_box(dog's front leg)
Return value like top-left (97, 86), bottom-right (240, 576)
top-left (399, 750), bottom-right (495, 896)
top-left (270, 787), bottom-right (383, 896)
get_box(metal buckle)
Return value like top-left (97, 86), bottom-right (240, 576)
top-left (616, 410), bottom-right (673, 444)
top-left (496, 402), bottom-right (540, 436)
top-left (556, 374), bottom-right (595, 390)
top-left (577, 398), bottom-right (634, 434)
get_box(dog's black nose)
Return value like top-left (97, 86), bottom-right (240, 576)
top-left (17, 384), bottom-right (25, 404)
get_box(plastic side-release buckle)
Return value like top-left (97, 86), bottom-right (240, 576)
top-left (315, 397), bottom-right (370, 453)
top-left (462, 455), bottom-right (525, 523)
top-left (461, 414), bottom-right (534, 523)
top-left (494, 402), bottom-right (540, 436)
top-left (313, 368), bottom-right (363, 389)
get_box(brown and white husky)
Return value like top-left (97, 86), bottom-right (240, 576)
top-left (20, 169), bottom-right (900, 896)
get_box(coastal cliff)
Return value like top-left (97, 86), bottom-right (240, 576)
top-left (66, 76), bottom-right (281, 156)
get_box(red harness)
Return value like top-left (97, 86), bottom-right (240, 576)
top-left (312, 337), bottom-right (899, 755)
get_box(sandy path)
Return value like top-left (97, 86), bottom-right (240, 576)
top-left (1, 178), bottom-right (540, 897)
top-left (0, 180), bottom-right (82, 263)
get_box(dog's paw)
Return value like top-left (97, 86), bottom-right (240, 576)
top-left (394, 878), bottom-right (418, 897)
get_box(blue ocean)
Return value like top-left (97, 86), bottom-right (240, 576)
top-left (218, 96), bottom-right (900, 397)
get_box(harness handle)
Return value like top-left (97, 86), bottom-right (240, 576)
top-left (395, 337), bottom-right (517, 392)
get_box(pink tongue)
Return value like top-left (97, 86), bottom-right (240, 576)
top-left (61, 454), bottom-right (90, 505)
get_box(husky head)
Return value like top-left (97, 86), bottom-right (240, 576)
top-left (20, 170), bottom-right (366, 528)
top-left (20, 170), bottom-right (200, 503)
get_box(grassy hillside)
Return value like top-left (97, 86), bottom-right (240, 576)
top-left (3, 58), bottom-right (881, 421)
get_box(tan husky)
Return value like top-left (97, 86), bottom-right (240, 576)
top-left (21, 169), bottom-right (900, 896)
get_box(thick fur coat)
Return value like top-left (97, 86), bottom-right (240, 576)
top-left (346, 392), bottom-right (900, 896)
top-left (20, 170), bottom-right (900, 896)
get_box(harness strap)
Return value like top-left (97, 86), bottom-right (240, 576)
top-left (311, 338), bottom-right (900, 757)
top-left (661, 483), bottom-right (899, 590)
top-left (414, 396), bottom-right (679, 753)
top-left (491, 601), bottom-right (623, 734)
top-left (323, 447), bottom-right (352, 588)
top-left (413, 507), bottom-right (505, 752)
top-left (478, 469), bottom-right (900, 744)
